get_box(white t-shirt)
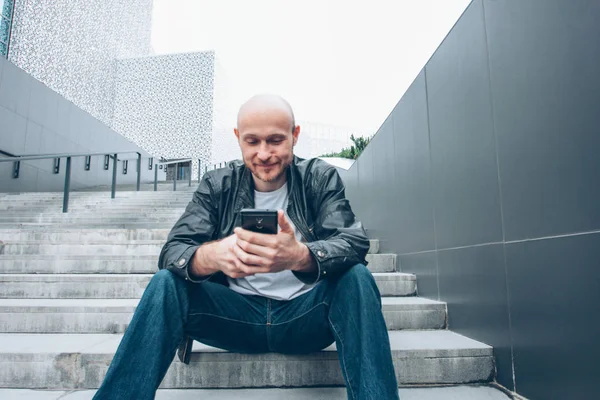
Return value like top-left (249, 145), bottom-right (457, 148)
top-left (227, 183), bottom-right (316, 300)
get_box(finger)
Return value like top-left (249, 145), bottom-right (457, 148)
top-left (227, 270), bottom-right (252, 279)
top-left (278, 210), bottom-right (294, 234)
top-left (235, 227), bottom-right (273, 246)
top-left (236, 237), bottom-right (274, 258)
top-left (232, 242), bottom-right (264, 266)
top-left (233, 256), bottom-right (270, 275)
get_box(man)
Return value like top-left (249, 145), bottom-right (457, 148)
top-left (93, 94), bottom-right (399, 399)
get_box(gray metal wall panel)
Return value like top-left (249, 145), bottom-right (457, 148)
top-left (425, 1), bottom-right (502, 248)
top-left (0, 57), bottom-right (160, 192)
top-left (0, 105), bottom-right (26, 154)
top-left (28, 78), bottom-right (59, 133)
top-left (356, 143), bottom-right (376, 234)
top-left (485, 0), bottom-right (600, 241)
top-left (390, 71), bottom-right (435, 253)
top-left (370, 116), bottom-right (395, 249)
top-left (23, 120), bottom-right (42, 156)
top-left (437, 243), bottom-right (513, 390)
top-left (426, 0), bottom-right (502, 249)
top-left (398, 252), bottom-right (438, 300)
top-left (505, 233), bottom-right (600, 400)
top-left (0, 58), bottom-right (30, 116)
top-left (337, 0), bottom-right (600, 397)
top-left (0, 162), bottom-right (38, 191)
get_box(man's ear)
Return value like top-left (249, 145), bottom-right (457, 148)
top-left (234, 128), bottom-right (240, 140)
top-left (292, 125), bottom-right (300, 146)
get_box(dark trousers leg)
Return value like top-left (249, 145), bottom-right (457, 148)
top-left (93, 269), bottom-right (270, 400)
top-left (269, 264), bottom-right (399, 400)
top-left (94, 265), bottom-right (399, 399)
top-left (327, 264), bottom-right (399, 399)
top-left (93, 269), bottom-right (189, 399)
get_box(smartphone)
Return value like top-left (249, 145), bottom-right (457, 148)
top-left (240, 209), bottom-right (278, 234)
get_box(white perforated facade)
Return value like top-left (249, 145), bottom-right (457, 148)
top-left (8, 0), bottom-right (227, 179)
top-left (9, 0), bottom-right (153, 125)
top-left (111, 52), bottom-right (218, 179)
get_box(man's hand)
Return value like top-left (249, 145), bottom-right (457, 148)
top-left (233, 210), bottom-right (316, 273)
top-left (191, 234), bottom-right (265, 279)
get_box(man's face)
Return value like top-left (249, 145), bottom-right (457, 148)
top-left (235, 108), bottom-right (300, 191)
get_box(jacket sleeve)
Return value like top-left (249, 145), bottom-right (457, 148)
top-left (294, 167), bottom-right (370, 284)
top-left (158, 173), bottom-right (219, 282)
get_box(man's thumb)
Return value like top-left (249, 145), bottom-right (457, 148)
top-left (278, 210), bottom-right (293, 233)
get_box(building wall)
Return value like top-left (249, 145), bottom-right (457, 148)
top-left (338, 1), bottom-right (600, 399)
top-left (0, 0), bottom-right (14, 57)
top-left (111, 52), bottom-right (216, 180)
top-left (7, 1), bottom-right (223, 179)
top-left (0, 56), bottom-right (160, 192)
top-left (8, 0), bottom-right (153, 126)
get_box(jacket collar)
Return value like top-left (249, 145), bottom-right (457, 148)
top-left (234, 157), bottom-right (300, 213)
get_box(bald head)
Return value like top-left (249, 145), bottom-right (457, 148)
top-left (237, 94), bottom-right (296, 132)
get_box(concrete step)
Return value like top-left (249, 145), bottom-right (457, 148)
top-left (0, 199), bottom-right (191, 207)
top-left (0, 189), bottom-right (195, 197)
top-left (1, 205), bottom-right (188, 212)
top-left (0, 229), bottom-right (172, 242)
top-left (0, 222), bottom-right (184, 229)
top-left (0, 386), bottom-right (513, 399)
top-left (0, 331), bottom-right (494, 388)
top-left (0, 200), bottom-right (188, 205)
top-left (0, 297), bottom-right (445, 333)
top-left (0, 220), bottom-right (182, 228)
top-left (0, 271), bottom-right (413, 298)
top-left (0, 197), bottom-right (191, 205)
top-left (0, 230), bottom-right (380, 253)
top-left (0, 197), bottom-right (191, 203)
top-left (0, 239), bottom-right (380, 256)
top-left (0, 209), bottom-right (181, 223)
top-left (0, 253), bottom-right (395, 274)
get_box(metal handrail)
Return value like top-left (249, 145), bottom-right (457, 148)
top-left (0, 150), bottom-right (146, 212)
top-left (0, 151), bottom-right (141, 162)
top-left (151, 159), bottom-right (234, 192)
top-left (156, 158), bottom-right (192, 166)
top-left (153, 158), bottom-right (193, 191)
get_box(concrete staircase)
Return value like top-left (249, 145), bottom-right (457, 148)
top-left (0, 188), bottom-right (511, 399)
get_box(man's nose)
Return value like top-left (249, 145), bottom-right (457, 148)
top-left (257, 143), bottom-right (271, 161)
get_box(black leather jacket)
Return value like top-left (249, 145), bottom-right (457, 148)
top-left (158, 156), bottom-right (370, 363)
top-left (158, 156), bottom-right (370, 285)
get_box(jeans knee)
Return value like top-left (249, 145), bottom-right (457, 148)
top-left (333, 264), bottom-right (382, 309)
top-left (341, 263), bottom-right (373, 283)
top-left (339, 264), bottom-right (379, 292)
top-left (148, 269), bottom-right (185, 294)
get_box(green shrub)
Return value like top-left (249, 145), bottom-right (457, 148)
top-left (319, 134), bottom-right (373, 159)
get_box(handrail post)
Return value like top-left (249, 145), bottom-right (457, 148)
top-left (111, 153), bottom-right (118, 199)
top-left (136, 153), bottom-right (141, 191)
top-left (154, 164), bottom-right (158, 191)
top-left (62, 157), bottom-right (71, 213)
top-left (188, 161), bottom-right (192, 187)
top-left (173, 163), bottom-right (178, 191)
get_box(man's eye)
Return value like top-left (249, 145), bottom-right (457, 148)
top-left (269, 139), bottom-right (283, 144)
top-left (246, 140), bottom-right (258, 145)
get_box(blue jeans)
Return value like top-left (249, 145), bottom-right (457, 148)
top-left (93, 264), bottom-right (399, 399)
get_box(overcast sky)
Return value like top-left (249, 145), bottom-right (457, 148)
top-left (151, 0), bottom-right (471, 133)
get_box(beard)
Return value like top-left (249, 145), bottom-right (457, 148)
top-left (247, 157), bottom-right (292, 184)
